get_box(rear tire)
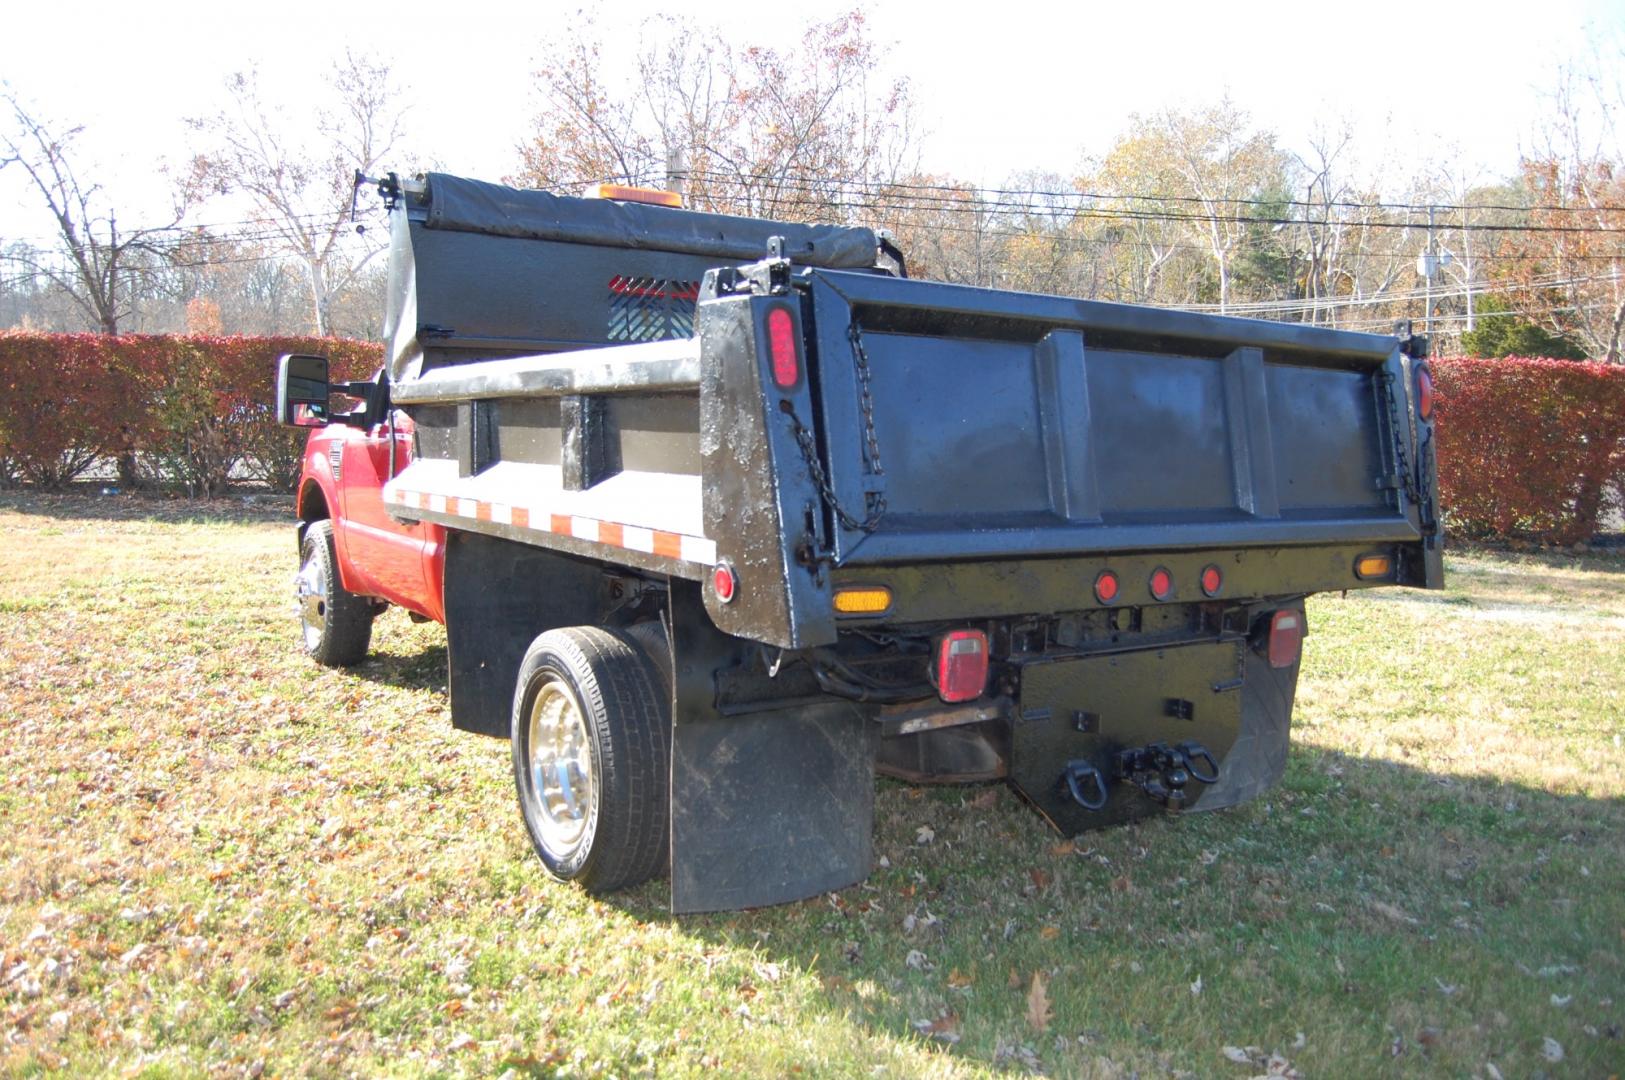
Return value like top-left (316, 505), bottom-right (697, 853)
top-left (511, 626), bottom-right (670, 893)
top-left (296, 520), bottom-right (374, 667)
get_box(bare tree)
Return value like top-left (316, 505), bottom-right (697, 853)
top-left (512, 11), bottom-right (920, 225)
top-left (1, 87), bottom-right (189, 334)
top-left (1511, 49), bottom-right (1625, 362)
top-left (187, 52), bottom-right (406, 336)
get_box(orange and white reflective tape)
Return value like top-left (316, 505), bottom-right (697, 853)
top-left (385, 487), bottom-right (718, 568)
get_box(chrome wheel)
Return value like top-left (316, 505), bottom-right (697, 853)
top-left (295, 553), bottom-right (328, 652)
top-left (525, 678), bottom-right (596, 858)
top-left (294, 520), bottom-right (373, 667)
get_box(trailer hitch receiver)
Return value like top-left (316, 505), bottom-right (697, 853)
top-left (1113, 740), bottom-right (1219, 811)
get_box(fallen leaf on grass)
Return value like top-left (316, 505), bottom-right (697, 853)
top-left (1039, 926), bottom-right (1060, 941)
top-left (1050, 840), bottom-right (1076, 857)
top-left (447, 1032), bottom-right (476, 1052)
top-left (905, 950), bottom-right (930, 971)
top-left (1028, 868), bottom-right (1052, 891)
top-left (1007, 967), bottom-right (1021, 989)
top-left (324, 999), bottom-right (359, 1024)
top-left (1540, 1036), bottom-right (1564, 1062)
top-left (912, 1010), bottom-right (961, 1044)
top-left (915, 825), bottom-right (935, 845)
top-left (1221, 1045), bottom-right (1254, 1064)
top-left (947, 969), bottom-right (973, 989)
top-left (1190, 974), bottom-right (1202, 996)
top-left (1026, 972), bottom-right (1051, 1035)
top-left (1369, 900), bottom-right (1418, 925)
top-left (1110, 874), bottom-right (1132, 893)
top-left (967, 788), bottom-right (999, 810)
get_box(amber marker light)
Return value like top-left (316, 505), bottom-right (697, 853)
top-left (833, 585), bottom-right (892, 616)
top-left (1355, 553), bottom-right (1393, 579)
top-left (582, 182), bottom-right (683, 207)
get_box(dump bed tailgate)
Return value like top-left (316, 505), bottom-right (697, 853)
top-left (801, 270), bottom-right (1423, 565)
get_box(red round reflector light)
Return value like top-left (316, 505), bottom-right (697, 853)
top-left (1149, 567), bottom-right (1173, 601)
top-left (712, 563), bottom-right (737, 603)
top-left (766, 306), bottom-right (800, 389)
top-left (1200, 565), bottom-right (1222, 597)
top-left (1094, 570), bottom-right (1120, 605)
top-left (1415, 364), bottom-right (1434, 421)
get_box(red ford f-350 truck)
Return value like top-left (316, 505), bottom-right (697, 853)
top-left (278, 172), bottom-right (1443, 913)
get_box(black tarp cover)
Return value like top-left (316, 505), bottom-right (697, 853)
top-left (423, 173), bottom-right (878, 269)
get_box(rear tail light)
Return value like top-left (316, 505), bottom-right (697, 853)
top-left (1267, 609), bottom-right (1303, 669)
top-left (1149, 567), bottom-right (1173, 601)
top-left (1415, 364), bottom-right (1435, 421)
top-left (1200, 565), bottom-right (1223, 597)
top-left (934, 629), bottom-right (989, 703)
top-left (766, 306), bottom-right (800, 389)
top-left (1094, 570), bottom-right (1120, 605)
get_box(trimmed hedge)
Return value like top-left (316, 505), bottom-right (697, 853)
top-left (3, 337), bottom-right (1622, 542)
top-left (0, 333), bottom-right (382, 494)
top-left (1432, 356), bottom-right (1625, 545)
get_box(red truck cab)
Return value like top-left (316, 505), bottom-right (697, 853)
top-left (282, 361), bottom-right (446, 662)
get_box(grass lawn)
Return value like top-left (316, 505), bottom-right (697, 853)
top-left (1, 491), bottom-right (1621, 1078)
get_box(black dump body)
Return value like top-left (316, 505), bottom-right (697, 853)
top-left (383, 173), bottom-right (878, 383)
top-left (377, 172), bottom-right (1443, 912)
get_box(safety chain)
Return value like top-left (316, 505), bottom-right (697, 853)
top-left (779, 318), bottom-right (889, 535)
top-left (790, 417), bottom-right (886, 534)
top-left (1378, 371), bottom-right (1420, 505)
top-left (848, 321), bottom-right (885, 478)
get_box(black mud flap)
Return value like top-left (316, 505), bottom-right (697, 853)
top-left (1011, 642), bottom-right (1256, 834)
top-left (1188, 646), bottom-right (1299, 813)
top-left (667, 581), bottom-right (873, 914)
top-left (670, 702), bottom-right (871, 913)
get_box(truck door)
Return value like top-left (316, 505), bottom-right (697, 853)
top-left (334, 380), bottom-right (436, 616)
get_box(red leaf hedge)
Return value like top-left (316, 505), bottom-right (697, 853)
top-left (1432, 356), bottom-right (1625, 545)
top-left (3, 336), bottom-right (1622, 543)
top-left (0, 333), bottom-right (382, 492)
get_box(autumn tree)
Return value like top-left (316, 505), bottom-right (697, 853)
top-left (187, 52), bottom-right (407, 336)
top-left (1500, 50), bottom-right (1625, 362)
top-left (513, 11), bottom-right (920, 225)
top-left (1092, 101), bottom-right (1290, 313)
top-left (1, 88), bottom-right (189, 334)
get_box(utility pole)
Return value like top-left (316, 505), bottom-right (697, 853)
top-left (665, 147), bottom-right (688, 203)
top-left (1424, 205), bottom-right (1435, 336)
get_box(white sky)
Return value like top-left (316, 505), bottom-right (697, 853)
top-left (3, 0), bottom-right (1620, 241)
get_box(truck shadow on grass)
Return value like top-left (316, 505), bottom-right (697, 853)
top-left (632, 744), bottom-right (1623, 1076)
top-left (349, 631), bottom-right (449, 693)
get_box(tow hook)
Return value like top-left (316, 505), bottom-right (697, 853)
top-left (1113, 740), bottom-right (1220, 811)
top-left (1060, 760), bottom-right (1108, 810)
